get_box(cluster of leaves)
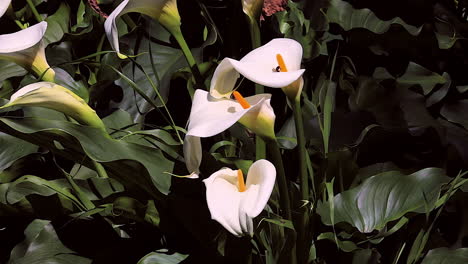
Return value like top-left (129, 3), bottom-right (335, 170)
top-left (1, 0), bottom-right (468, 263)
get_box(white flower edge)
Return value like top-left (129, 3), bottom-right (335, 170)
top-left (104, 0), bottom-right (179, 58)
top-left (0, 21), bottom-right (47, 53)
top-left (203, 159), bottom-right (276, 236)
top-left (0, 0), bottom-right (11, 18)
top-left (186, 89), bottom-right (273, 138)
top-left (210, 38), bottom-right (305, 99)
top-left (183, 135), bottom-right (201, 179)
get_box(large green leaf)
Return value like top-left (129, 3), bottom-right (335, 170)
top-left (327, 0), bottom-right (422, 35)
top-left (0, 117), bottom-right (173, 197)
top-left (421, 248), bottom-right (468, 264)
top-left (317, 168), bottom-right (448, 233)
top-left (44, 2), bottom-right (70, 45)
top-left (113, 32), bottom-right (191, 123)
top-left (0, 61), bottom-right (27, 89)
top-left (441, 100), bottom-right (468, 130)
top-left (0, 132), bottom-right (37, 173)
top-left (137, 250), bottom-right (189, 264)
top-left (373, 62), bottom-right (447, 95)
top-left (8, 219), bottom-right (91, 264)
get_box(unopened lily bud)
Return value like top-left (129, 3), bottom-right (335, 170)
top-left (1, 82), bottom-right (106, 131)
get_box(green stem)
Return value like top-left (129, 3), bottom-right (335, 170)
top-left (91, 160), bottom-right (109, 178)
top-left (63, 171), bottom-right (95, 211)
top-left (266, 139), bottom-right (292, 220)
top-left (266, 139), bottom-right (297, 264)
top-left (26, 0), bottom-right (43, 22)
top-left (169, 26), bottom-right (205, 90)
top-left (246, 16), bottom-right (266, 160)
top-left (14, 20), bottom-right (27, 30)
top-left (292, 97), bottom-right (309, 263)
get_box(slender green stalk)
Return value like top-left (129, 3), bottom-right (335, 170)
top-left (14, 20), bottom-right (27, 30)
top-left (91, 160), bottom-right (109, 178)
top-left (63, 170), bottom-right (95, 211)
top-left (246, 16), bottom-right (266, 160)
top-left (291, 97), bottom-right (309, 263)
top-left (266, 140), bottom-right (297, 264)
top-left (26, 0), bottom-right (43, 22)
top-left (168, 27), bottom-right (205, 90)
top-left (266, 139), bottom-right (292, 220)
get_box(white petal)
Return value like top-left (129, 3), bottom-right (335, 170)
top-left (242, 159), bottom-right (276, 217)
top-left (204, 168), bottom-right (243, 236)
top-left (241, 39), bottom-right (303, 71)
top-left (183, 135), bottom-right (201, 175)
top-left (231, 59), bottom-right (305, 88)
top-left (104, 0), bottom-right (170, 57)
top-left (10, 82), bottom-right (54, 101)
top-left (0, 0), bottom-right (11, 18)
top-left (238, 204), bottom-right (254, 235)
top-left (209, 58), bottom-right (240, 99)
top-left (0, 22), bottom-right (47, 53)
top-left (209, 38), bottom-right (305, 97)
top-left (104, 0), bottom-right (129, 54)
top-left (186, 89), bottom-right (271, 138)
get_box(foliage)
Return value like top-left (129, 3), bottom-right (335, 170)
top-left (1, 0), bottom-right (468, 263)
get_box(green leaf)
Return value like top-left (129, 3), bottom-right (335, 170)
top-left (8, 219), bottom-right (91, 264)
top-left (114, 32), bottom-right (191, 122)
top-left (44, 2), bottom-right (70, 45)
top-left (441, 100), bottom-right (468, 130)
top-left (373, 62), bottom-right (447, 95)
top-left (0, 117), bottom-right (173, 197)
top-left (0, 132), bottom-right (37, 173)
top-left (317, 232), bottom-right (360, 252)
top-left (327, 0), bottom-right (422, 36)
top-left (137, 250), bottom-right (189, 264)
top-left (421, 248), bottom-right (468, 264)
top-left (317, 168), bottom-right (449, 233)
top-left (0, 61), bottom-right (27, 88)
top-left (2, 175), bottom-right (82, 206)
top-left (71, 0), bottom-right (92, 32)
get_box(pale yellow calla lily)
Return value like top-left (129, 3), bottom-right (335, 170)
top-left (0, 82), bottom-right (105, 131)
top-left (0, 22), bottom-right (55, 82)
top-left (204, 159), bottom-right (276, 237)
top-left (210, 38), bottom-right (305, 100)
top-left (104, 0), bottom-right (181, 58)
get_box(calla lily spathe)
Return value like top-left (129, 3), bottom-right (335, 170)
top-left (104, 0), bottom-right (181, 58)
top-left (0, 82), bottom-right (106, 131)
top-left (0, 0), bottom-right (11, 17)
top-left (204, 159), bottom-right (276, 237)
top-left (0, 21), bottom-right (55, 82)
top-left (210, 38), bottom-right (305, 99)
top-left (183, 89), bottom-right (276, 177)
top-left (242, 0), bottom-right (264, 21)
top-left (186, 89), bottom-right (276, 140)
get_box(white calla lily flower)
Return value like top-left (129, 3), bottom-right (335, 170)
top-left (104, 0), bottom-right (180, 58)
top-left (0, 0), bottom-right (11, 17)
top-left (210, 38), bottom-right (305, 99)
top-left (1, 82), bottom-right (106, 131)
top-left (187, 89), bottom-right (276, 140)
top-left (183, 89), bottom-right (276, 177)
top-left (0, 21), bottom-right (55, 81)
top-left (204, 159), bottom-right (276, 237)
